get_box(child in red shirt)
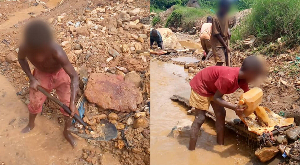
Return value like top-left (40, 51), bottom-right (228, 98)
top-left (189, 56), bottom-right (264, 150)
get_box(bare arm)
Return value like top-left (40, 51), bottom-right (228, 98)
top-left (213, 90), bottom-right (245, 116)
top-left (18, 47), bottom-right (34, 81)
top-left (18, 46), bottom-right (41, 90)
top-left (213, 90), bottom-right (236, 110)
top-left (53, 45), bottom-right (79, 115)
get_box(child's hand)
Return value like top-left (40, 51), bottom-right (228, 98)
top-left (234, 105), bottom-right (246, 116)
top-left (69, 103), bottom-right (78, 118)
top-left (226, 47), bottom-right (231, 53)
top-left (29, 78), bottom-right (40, 91)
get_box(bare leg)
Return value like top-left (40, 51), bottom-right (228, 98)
top-left (64, 116), bottom-right (77, 148)
top-left (189, 109), bottom-right (206, 150)
top-left (211, 102), bottom-right (226, 145)
top-left (21, 113), bottom-right (37, 133)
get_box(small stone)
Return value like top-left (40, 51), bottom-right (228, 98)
top-left (276, 134), bottom-right (288, 144)
top-left (134, 42), bottom-right (142, 51)
top-left (134, 112), bottom-right (146, 118)
top-left (133, 117), bottom-right (149, 129)
top-left (61, 41), bottom-right (70, 47)
top-left (116, 140), bottom-right (125, 149)
top-left (255, 146), bottom-right (279, 163)
top-left (106, 57), bottom-right (113, 63)
top-left (116, 123), bottom-right (125, 130)
top-left (108, 113), bottom-right (118, 120)
top-left (108, 47), bottom-right (120, 58)
top-left (121, 44), bottom-right (130, 53)
top-left (73, 44), bottom-right (82, 50)
top-left (129, 8), bottom-right (140, 16)
top-left (126, 117), bottom-right (133, 125)
top-left (286, 126), bottom-right (300, 141)
top-left (76, 26), bottom-right (90, 36)
top-left (139, 34), bottom-right (147, 39)
top-left (74, 50), bottom-right (83, 55)
top-left (124, 71), bottom-right (141, 88)
top-left (110, 120), bottom-right (118, 124)
top-left (136, 37), bottom-right (144, 43)
top-left (5, 52), bottom-right (17, 63)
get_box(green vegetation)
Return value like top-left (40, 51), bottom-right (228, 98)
top-left (231, 0), bottom-right (300, 48)
top-left (165, 5), bottom-right (212, 30)
top-left (150, 0), bottom-right (188, 10)
top-left (152, 16), bottom-right (161, 26)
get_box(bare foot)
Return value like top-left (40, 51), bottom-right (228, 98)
top-left (64, 131), bottom-right (77, 148)
top-left (21, 124), bottom-right (35, 133)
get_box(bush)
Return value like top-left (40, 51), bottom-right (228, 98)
top-left (151, 0), bottom-right (183, 10)
top-left (152, 16), bottom-right (161, 26)
top-left (235, 0), bottom-right (254, 10)
top-left (165, 5), bottom-right (212, 30)
top-left (231, 0), bottom-right (300, 47)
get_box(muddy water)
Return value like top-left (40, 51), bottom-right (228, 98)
top-left (150, 60), bottom-right (261, 165)
top-left (0, 0), bottom-right (61, 30)
top-left (179, 40), bottom-right (203, 53)
top-left (0, 75), bottom-right (86, 165)
top-left (171, 57), bottom-right (200, 64)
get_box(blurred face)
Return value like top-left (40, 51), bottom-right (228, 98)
top-left (244, 70), bottom-right (263, 83)
top-left (220, 6), bottom-right (230, 15)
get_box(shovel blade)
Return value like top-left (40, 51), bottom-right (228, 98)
top-left (69, 119), bottom-right (118, 141)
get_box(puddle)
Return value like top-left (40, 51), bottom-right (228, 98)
top-left (0, 74), bottom-right (86, 164)
top-left (171, 57), bottom-right (200, 64)
top-left (150, 60), bottom-right (272, 165)
top-left (179, 40), bottom-right (203, 53)
top-left (0, 0), bottom-right (61, 30)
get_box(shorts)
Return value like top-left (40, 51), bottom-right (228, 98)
top-left (28, 68), bottom-right (71, 116)
top-left (200, 38), bottom-right (211, 52)
top-left (212, 47), bottom-right (226, 63)
top-left (189, 89), bottom-right (214, 111)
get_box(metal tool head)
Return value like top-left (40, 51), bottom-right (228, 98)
top-left (69, 119), bottom-right (118, 141)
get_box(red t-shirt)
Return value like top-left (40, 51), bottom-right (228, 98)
top-left (190, 66), bottom-right (249, 97)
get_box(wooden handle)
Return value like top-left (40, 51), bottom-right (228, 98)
top-left (37, 86), bottom-right (89, 129)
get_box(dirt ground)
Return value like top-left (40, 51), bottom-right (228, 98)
top-left (0, 0), bottom-right (150, 165)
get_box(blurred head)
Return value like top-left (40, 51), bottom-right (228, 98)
top-left (151, 29), bottom-right (158, 37)
top-left (24, 20), bottom-right (53, 48)
top-left (207, 16), bottom-right (213, 23)
top-left (241, 56), bottom-right (265, 83)
top-left (218, 0), bottom-right (231, 15)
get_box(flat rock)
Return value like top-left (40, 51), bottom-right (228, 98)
top-left (255, 146), bottom-right (279, 163)
top-left (85, 73), bottom-right (143, 112)
top-left (286, 126), bottom-right (300, 141)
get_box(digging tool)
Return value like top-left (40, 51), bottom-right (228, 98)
top-left (37, 86), bottom-right (117, 141)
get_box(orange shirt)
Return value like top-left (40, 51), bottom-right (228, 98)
top-left (200, 23), bottom-right (212, 40)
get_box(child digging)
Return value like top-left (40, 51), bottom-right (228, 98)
top-left (188, 56), bottom-right (264, 150)
top-left (211, 0), bottom-right (231, 66)
top-left (200, 16), bottom-right (213, 61)
top-left (18, 20), bottom-right (79, 147)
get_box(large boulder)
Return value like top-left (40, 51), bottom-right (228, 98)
top-left (84, 73), bottom-right (143, 112)
top-left (157, 28), bottom-right (182, 49)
